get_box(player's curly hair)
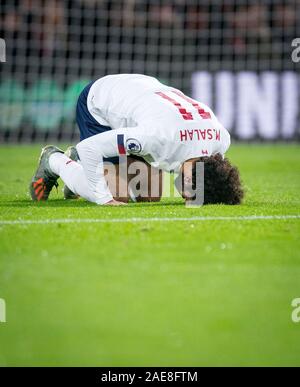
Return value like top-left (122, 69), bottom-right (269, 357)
top-left (192, 153), bottom-right (244, 205)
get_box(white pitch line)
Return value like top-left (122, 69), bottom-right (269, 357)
top-left (0, 215), bottom-right (299, 226)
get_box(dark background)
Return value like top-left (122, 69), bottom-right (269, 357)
top-left (0, 0), bottom-right (299, 142)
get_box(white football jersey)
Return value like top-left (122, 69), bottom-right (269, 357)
top-left (77, 74), bottom-right (231, 204)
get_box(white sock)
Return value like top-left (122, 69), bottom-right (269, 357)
top-left (49, 153), bottom-right (98, 203)
top-left (48, 152), bottom-right (68, 176)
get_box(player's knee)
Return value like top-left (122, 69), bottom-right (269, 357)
top-left (75, 142), bottom-right (85, 158)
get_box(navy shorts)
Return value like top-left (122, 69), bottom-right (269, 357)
top-left (76, 81), bottom-right (120, 164)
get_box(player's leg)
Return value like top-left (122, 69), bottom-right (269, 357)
top-left (63, 80), bottom-right (120, 199)
top-left (30, 145), bottom-right (101, 203)
top-left (30, 145), bottom-right (163, 203)
top-left (62, 145), bottom-right (127, 202)
top-left (48, 151), bottom-right (98, 203)
top-left (63, 146), bottom-right (80, 199)
top-left (30, 145), bottom-right (64, 201)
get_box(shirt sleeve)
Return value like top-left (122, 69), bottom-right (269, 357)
top-left (76, 127), bottom-right (150, 205)
top-left (219, 126), bottom-right (231, 156)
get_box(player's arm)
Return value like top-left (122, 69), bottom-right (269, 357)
top-left (76, 127), bottom-right (150, 205)
top-left (103, 157), bottom-right (163, 203)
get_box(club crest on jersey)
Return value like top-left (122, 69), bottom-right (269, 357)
top-left (126, 138), bottom-right (142, 154)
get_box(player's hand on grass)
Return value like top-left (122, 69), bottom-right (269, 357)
top-left (104, 199), bottom-right (127, 206)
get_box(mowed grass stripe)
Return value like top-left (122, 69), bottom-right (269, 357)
top-left (0, 214), bottom-right (300, 225)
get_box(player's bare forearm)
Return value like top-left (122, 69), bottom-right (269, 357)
top-left (104, 157), bottom-right (163, 203)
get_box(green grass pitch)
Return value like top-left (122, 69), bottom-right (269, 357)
top-left (0, 144), bottom-right (300, 366)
